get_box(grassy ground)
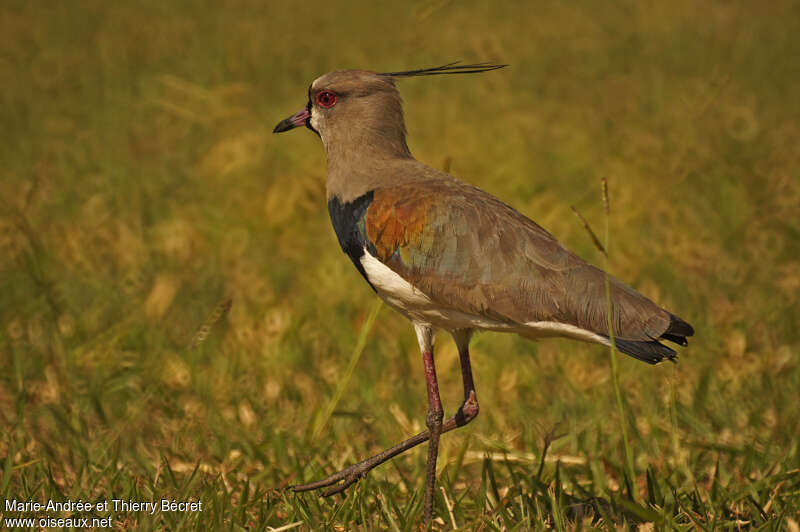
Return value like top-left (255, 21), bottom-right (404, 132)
top-left (1, 0), bottom-right (799, 529)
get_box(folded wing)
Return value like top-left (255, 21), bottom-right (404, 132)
top-left (360, 179), bottom-right (693, 362)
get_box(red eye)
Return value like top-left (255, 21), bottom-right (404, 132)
top-left (316, 90), bottom-right (337, 108)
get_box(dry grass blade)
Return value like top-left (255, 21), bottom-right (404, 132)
top-left (266, 521), bottom-right (304, 532)
top-left (189, 297), bottom-right (233, 348)
top-left (440, 485), bottom-right (457, 529)
top-left (570, 205), bottom-right (606, 256)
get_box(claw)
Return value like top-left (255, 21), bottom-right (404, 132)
top-left (321, 474), bottom-right (361, 496)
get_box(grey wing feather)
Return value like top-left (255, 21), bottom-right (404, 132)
top-left (383, 179), bottom-right (675, 342)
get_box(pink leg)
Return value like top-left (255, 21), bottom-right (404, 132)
top-left (421, 348), bottom-right (444, 523)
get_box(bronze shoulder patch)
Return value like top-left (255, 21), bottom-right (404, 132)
top-left (365, 188), bottom-right (433, 262)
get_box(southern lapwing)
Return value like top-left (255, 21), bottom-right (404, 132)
top-left (273, 63), bottom-right (694, 523)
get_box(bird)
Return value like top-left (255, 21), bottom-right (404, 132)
top-left (273, 62), bottom-right (694, 524)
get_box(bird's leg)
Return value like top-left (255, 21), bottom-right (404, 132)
top-left (290, 340), bottom-right (479, 509)
top-left (455, 338), bottom-right (479, 424)
top-left (422, 348), bottom-right (444, 523)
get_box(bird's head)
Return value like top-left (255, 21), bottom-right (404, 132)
top-left (273, 63), bottom-right (506, 159)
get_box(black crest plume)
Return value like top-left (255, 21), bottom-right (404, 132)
top-left (379, 61), bottom-right (507, 78)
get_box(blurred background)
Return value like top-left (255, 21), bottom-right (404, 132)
top-left (1, 0), bottom-right (798, 528)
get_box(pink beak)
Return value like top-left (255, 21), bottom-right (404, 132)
top-left (273, 108), bottom-right (310, 133)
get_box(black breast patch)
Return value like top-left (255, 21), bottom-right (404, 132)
top-left (327, 192), bottom-right (377, 291)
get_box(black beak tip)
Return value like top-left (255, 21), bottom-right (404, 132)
top-left (273, 119), bottom-right (293, 134)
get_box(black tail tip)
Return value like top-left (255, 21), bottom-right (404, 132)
top-left (608, 314), bottom-right (694, 364)
top-left (666, 314), bottom-right (694, 337)
top-left (661, 333), bottom-right (688, 347)
top-left (660, 314), bottom-right (694, 347)
top-left (612, 338), bottom-right (677, 365)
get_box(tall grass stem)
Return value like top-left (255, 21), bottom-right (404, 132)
top-left (601, 178), bottom-right (636, 493)
top-left (311, 299), bottom-right (383, 440)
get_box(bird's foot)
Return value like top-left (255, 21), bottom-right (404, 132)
top-left (290, 393), bottom-right (480, 499)
top-left (290, 460), bottom-right (370, 496)
top-left (290, 429), bottom-right (432, 496)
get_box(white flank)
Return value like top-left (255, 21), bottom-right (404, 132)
top-left (522, 321), bottom-right (610, 345)
top-left (360, 250), bottom-right (433, 310)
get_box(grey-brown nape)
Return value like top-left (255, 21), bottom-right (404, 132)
top-left (379, 61), bottom-right (507, 78)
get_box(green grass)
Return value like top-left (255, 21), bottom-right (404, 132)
top-left (1, 0), bottom-right (799, 529)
